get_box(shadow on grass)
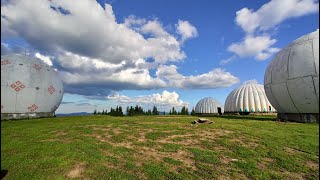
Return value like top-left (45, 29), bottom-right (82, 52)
top-left (219, 115), bottom-right (276, 121)
top-left (1, 170), bottom-right (8, 179)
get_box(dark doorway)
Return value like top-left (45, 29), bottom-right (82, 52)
top-left (269, 106), bottom-right (271, 111)
top-left (217, 107), bottom-right (222, 115)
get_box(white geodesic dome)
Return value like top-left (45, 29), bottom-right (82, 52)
top-left (224, 82), bottom-right (275, 113)
top-left (1, 54), bottom-right (64, 119)
top-left (264, 29), bottom-right (319, 115)
top-left (195, 97), bottom-right (223, 114)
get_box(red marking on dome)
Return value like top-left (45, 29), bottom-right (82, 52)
top-left (32, 64), bottom-right (42, 70)
top-left (11, 81), bottom-right (25, 92)
top-left (28, 104), bottom-right (38, 112)
top-left (1, 60), bottom-right (11, 65)
top-left (48, 85), bottom-right (55, 94)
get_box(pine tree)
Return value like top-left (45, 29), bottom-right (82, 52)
top-left (152, 106), bottom-right (159, 115)
top-left (93, 109), bottom-right (97, 115)
top-left (119, 106), bottom-right (123, 116)
top-left (102, 109), bottom-right (105, 115)
top-left (191, 108), bottom-right (195, 116)
top-left (172, 107), bottom-right (177, 115)
top-left (185, 108), bottom-right (189, 115)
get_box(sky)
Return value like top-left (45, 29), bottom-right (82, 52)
top-left (1, 0), bottom-right (319, 114)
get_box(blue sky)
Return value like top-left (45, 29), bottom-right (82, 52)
top-left (1, 0), bottom-right (319, 113)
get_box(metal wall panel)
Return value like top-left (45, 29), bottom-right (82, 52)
top-left (288, 41), bottom-right (315, 79)
top-left (287, 77), bottom-right (318, 113)
top-left (264, 29), bottom-right (319, 114)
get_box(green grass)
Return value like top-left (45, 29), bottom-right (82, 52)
top-left (1, 115), bottom-right (319, 179)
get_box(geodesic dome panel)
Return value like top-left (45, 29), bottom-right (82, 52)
top-left (195, 97), bottom-right (223, 114)
top-left (224, 82), bottom-right (275, 113)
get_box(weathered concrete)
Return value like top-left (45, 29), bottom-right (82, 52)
top-left (1, 112), bottom-right (54, 120)
top-left (277, 113), bottom-right (319, 123)
top-left (223, 112), bottom-right (277, 116)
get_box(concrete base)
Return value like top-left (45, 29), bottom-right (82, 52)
top-left (224, 112), bottom-right (277, 116)
top-left (1, 112), bottom-right (54, 120)
top-left (277, 113), bottom-right (319, 123)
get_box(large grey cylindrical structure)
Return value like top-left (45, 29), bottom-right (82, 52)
top-left (1, 54), bottom-right (64, 120)
top-left (224, 82), bottom-right (275, 115)
top-left (264, 29), bottom-right (319, 123)
top-left (195, 97), bottom-right (223, 115)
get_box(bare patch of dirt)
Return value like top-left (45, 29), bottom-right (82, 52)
top-left (171, 150), bottom-right (196, 170)
top-left (306, 161), bottom-right (319, 169)
top-left (50, 130), bottom-right (67, 136)
top-left (281, 170), bottom-right (304, 180)
top-left (220, 156), bottom-right (238, 164)
top-left (229, 136), bottom-right (259, 149)
top-left (112, 128), bottom-right (122, 135)
top-left (284, 147), bottom-right (302, 155)
top-left (66, 162), bottom-right (86, 178)
top-left (155, 129), bottom-right (233, 148)
top-left (257, 157), bottom-right (273, 170)
top-left (132, 146), bottom-right (197, 170)
top-left (217, 175), bottom-right (232, 180)
top-left (39, 138), bottom-right (71, 143)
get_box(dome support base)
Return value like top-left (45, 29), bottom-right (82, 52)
top-left (277, 113), bottom-right (319, 123)
top-left (1, 112), bottom-right (55, 120)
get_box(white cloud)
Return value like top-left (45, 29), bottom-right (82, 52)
top-left (219, 55), bottom-right (237, 65)
top-left (35, 52), bottom-right (53, 66)
top-left (176, 20), bottom-right (198, 43)
top-left (1, 0), bottom-right (239, 97)
top-left (140, 20), bottom-right (169, 37)
top-left (228, 0), bottom-right (318, 62)
top-left (1, 0), bottom-right (185, 65)
top-left (107, 90), bottom-right (189, 108)
top-left (156, 65), bottom-right (239, 89)
top-left (236, 0), bottom-right (319, 34)
top-left (228, 35), bottom-right (280, 60)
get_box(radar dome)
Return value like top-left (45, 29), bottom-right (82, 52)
top-left (224, 82), bottom-right (275, 114)
top-left (195, 97), bottom-right (223, 114)
top-left (264, 29), bottom-right (319, 122)
top-left (1, 54), bottom-right (64, 119)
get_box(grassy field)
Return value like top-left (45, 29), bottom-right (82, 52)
top-left (1, 115), bottom-right (319, 179)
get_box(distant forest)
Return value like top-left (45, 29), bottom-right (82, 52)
top-left (93, 105), bottom-right (196, 116)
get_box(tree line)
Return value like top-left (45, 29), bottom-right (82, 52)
top-left (93, 105), bottom-right (196, 116)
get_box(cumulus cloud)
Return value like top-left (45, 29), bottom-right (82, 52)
top-left (1, 0), bottom-right (239, 98)
top-left (1, 43), bottom-right (10, 55)
top-left (235, 0), bottom-right (319, 34)
top-left (156, 65), bottom-right (239, 89)
top-left (35, 52), bottom-right (53, 66)
top-left (176, 20), bottom-right (198, 43)
top-left (107, 90), bottom-right (189, 108)
top-left (219, 55), bottom-right (237, 65)
top-left (228, 0), bottom-right (318, 61)
top-left (228, 35), bottom-right (280, 60)
top-left (1, 0), bottom-right (185, 64)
